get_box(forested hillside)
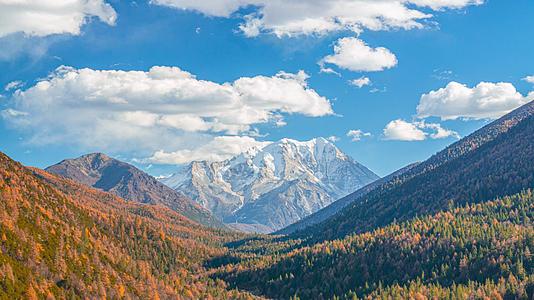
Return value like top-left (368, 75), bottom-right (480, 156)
top-left (215, 190), bottom-right (534, 299)
top-left (295, 101), bottom-right (534, 241)
top-left (0, 152), bottom-right (255, 299)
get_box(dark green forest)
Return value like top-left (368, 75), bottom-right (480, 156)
top-left (215, 191), bottom-right (534, 299)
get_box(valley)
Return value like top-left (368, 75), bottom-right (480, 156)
top-left (2, 2), bottom-right (533, 299)
top-left (1, 101), bottom-right (533, 299)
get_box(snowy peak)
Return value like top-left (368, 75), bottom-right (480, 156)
top-left (162, 138), bottom-right (379, 233)
top-left (230, 137), bottom-right (350, 182)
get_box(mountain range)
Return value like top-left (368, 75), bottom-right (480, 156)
top-left (162, 137), bottom-right (379, 233)
top-left (212, 99), bottom-right (534, 300)
top-left (46, 152), bottom-right (223, 228)
top-left (1, 100), bottom-right (533, 299)
top-left (288, 99), bottom-right (534, 241)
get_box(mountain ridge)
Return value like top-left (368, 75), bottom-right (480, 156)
top-left (0, 151), bottom-right (254, 299)
top-left (294, 100), bottom-right (534, 241)
top-left (278, 161), bottom-right (420, 235)
top-left (46, 152), bottom-right (224, 228)
top-left (163, 137), bottom-right (379, 233)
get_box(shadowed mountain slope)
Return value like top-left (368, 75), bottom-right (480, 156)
top-left (46, 153), bottom-right (223, 228)
top-left (296, 100), bottom-right (534, 241)
top-left (278, 162), bottom-right (420, 235)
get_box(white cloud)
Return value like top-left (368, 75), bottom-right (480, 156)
top-left (410, 0), bottom-right (483, 10)
top-left (523, 76), bottom-right (534, 84)
top-left (148, 136), bottom-right (271, 164)
top-left (4, 81), bottom-right (23, 91)
top-left (349, 76), bottom-right (371, 88)
top-left (319, 66), bottom-right (341, 76)
top-left (346, 129), bottom-right (371, 141)
top-left (152, 0), bottom-right (482, 37)
top-left (239, 14), bottom-right (262, 37)
top-left (321, 38), bottom-right (397, 72)
top-left (417, 81), bottom-right (533, 120)
top-left (2, 66), bottom-right (332, 157)
top-left (0, 0), bottom-right (117, 38)
top-left (327, 135), bottom-right (339, 142)
top-left (422, 122), bottom-right (460, 139)
top-left (384, 120), bottom-right (426, 141)
top-left (383, 119), bottom-right (459, 141)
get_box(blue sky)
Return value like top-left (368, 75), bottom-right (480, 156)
top-left (1, 0), bottom-right (533, 176)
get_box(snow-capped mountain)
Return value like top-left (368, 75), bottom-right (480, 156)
top-left (162, 137), bottom-right (379, 233)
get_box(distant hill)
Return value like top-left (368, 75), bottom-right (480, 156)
top-left (163, 138), bottom-right (379, 233)
top-left (0, 151), bottom-right (252, 299)
top-left (46, 153), bottom-right (223, 228)
top-left (296, 100), bottom-right (534, 241)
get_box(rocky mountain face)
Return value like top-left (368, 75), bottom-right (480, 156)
top-left (278, 161), bottom-right (420, 235)
top-left (162, 138), bottom-right (379, 232)
top-left (46, 153), bottom-right (223, 228)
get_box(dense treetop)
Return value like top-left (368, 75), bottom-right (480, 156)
top-left (215, 191), bottom-right (534, 299)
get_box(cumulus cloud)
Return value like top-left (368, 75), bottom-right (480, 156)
top-left (383, 120), bottom-right (426, 141)
top-left (2, 66), bottom-right (332, 159)
top-left (239, 14), bottom-right (262, 37)
top-left (320, 37), bottom-right (397, 72)
top-left (383, 119), bottom-right (459, 141)
top-left (417, 81), bottom-right (533, 120)
top-left (349, 77), bottom-right (371, 88)
top-left (152, 0), bottom-right (482, 37)
top-left (0, 0), bottom-right (117, 38)
top-left (523, 76), bottom-right (534, 84)
top-left (148, 136), bottom-right (271, 164)
top-left (346, 129), bottom-right (371, 141)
